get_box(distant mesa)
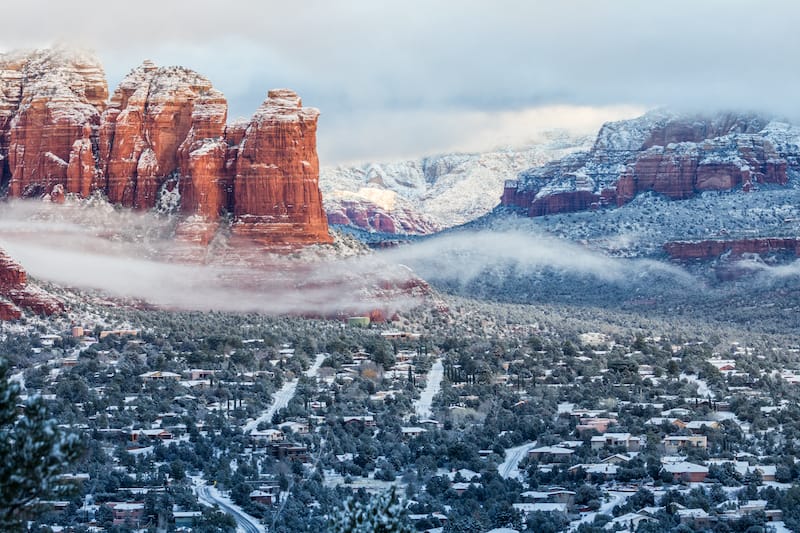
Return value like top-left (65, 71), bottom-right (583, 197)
top-left (0, 248), bottom-right (64, 320)
top-left (0, 47), bottom-right (331, 247)
top-left (500, 110), bottom-right (799, 217)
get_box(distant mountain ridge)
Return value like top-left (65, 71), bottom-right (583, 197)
top-left (500, 109), bottom-right (800, 217)
top-left (320, 131), bottom-right (591, 234)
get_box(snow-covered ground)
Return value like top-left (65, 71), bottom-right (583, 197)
top-left (497, 441), bottom-right (538, 480)
top-left (414, 358), bottom-right (444, 420)
top-left (491, 184), bottom-right (800, 258)
top-left (10, 370), bottom-right (25, 390)
top-left (243, 353), bottom-right (325, 433)
top-left (193, 477), bottom-right (264, 533)
top-left (569, 491), bottom-right (629, 531)
top-left (680, 373), bottom-right (716, 399)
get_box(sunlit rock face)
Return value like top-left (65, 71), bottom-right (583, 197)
top-left (1, 48), bottom-right (107, 198)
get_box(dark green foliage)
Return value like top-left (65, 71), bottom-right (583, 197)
top-left (329, 487), bottom-right (413, 533)
top-left (0, 359), bottom-right (82, 529)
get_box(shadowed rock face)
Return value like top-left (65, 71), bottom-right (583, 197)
top-left (501, 111), bottom-right (797, 217)
top-left (1, 49), bottom-right (331, 247)
top-left (663, 238), bottom-right (800, 260)
top-left (0, 248), bottom-right (64, 320)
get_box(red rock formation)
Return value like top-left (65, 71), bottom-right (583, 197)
top-left (101, 61), bottom-right (228, 210)
top-left (0, 248), bottom-right (65, 320)
top-left (663, 238), bottom-right (800, 260)
top-left (528, 190), bottom-right (601, 216)
top-left (177, 89), bottom-right (229, 219)
top-left (326, 200), bottom-right (440, 234)
top-left (2, 50), bottom-right (332, 249)
top-left (1, 48), bottom-right (107, 197)
top-left (230, 89), bottom-right (332, 245)
top-left (66, 123), bottom-right (96, 197)
top-left (620, 137), bottom-right (786, 201)
top-left (502, 112), bottom-right (794, 217)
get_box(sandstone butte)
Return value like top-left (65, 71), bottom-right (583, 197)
top-left (500, 112), bottom-right (792, 217)
top-left (0, 247), bottom-right (64, 320)
top-left (0, 48), bottom-right (332, 246)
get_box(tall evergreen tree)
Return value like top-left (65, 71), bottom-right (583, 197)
top-left (0, 359), bottom-right (82, 529)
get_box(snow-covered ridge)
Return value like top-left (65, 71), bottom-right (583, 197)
top-left (515, 110), bottom-right (800, 198)
top-left (321, 131), bottom-right (591, 233)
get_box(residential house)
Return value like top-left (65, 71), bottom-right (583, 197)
top-left (528, 446), bottom-right (575, 462)
top-left (662, 435), bottom-right (707, 454)
top-left (520, 489), bottom-right (575, 506)
top-left (512, 503), bottom-right (568, 518)
top-left (106, 502), bottom-right (145, 526)
top-left (129, 429), bottom-right (173, 442)
top-left (576, 417), bottom-right (616, 436)
top-left (662, 462), bottom-right (709, 483)
top-left (279, 420), bottom-right (310, 435)
top-left (590, 433), bottom-right (642, 452)
top-left (251, 429), bottom-right (285, 444)
top-left (604, 512), bottom-right (656, 531)
top-left (173, 510), bottom-right (202, 528)
top-left (139, 371), bottom-right (181, 382)
top-left (569, 463), bottom-right (619, 480)
top-left (249, 484), bottom-right (281, 505)
top-left (685, 421), bottom-right (720, 433)
top-left (343, 415), bottom-right (376, 427)
top-left (401, 427), bottom-right (427, 439)
top-left (677, 508), bottom-right (715, 529)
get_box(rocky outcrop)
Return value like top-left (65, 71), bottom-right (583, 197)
top-left (664, 238), bottom-right (800, 261)
top-left (0, 248), bottom-right (64, 320)
top-left (230, 89), bottom-right (332, 245)
top-left (1, 48), bottom-right (107, 197)
top-left (100, 61), bottom-right (228, 210)
top-left (2, 49), bottom-right (332, 248)
top-left (502, 111), bottom-right (799, 217)
top-left (326, 199), bottom-right (440, 234)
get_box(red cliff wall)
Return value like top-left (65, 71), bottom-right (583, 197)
top-left (2, 50), bottom-right (331, 248)
top-left (230, 89), bottom-right (332, 245)
top-left (0, 248), bottom-right (64, 320)
top-left (1, 49), bottom-right (107, 198)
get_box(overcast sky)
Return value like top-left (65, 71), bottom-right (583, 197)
top-left (2, 1), bottom-right (797, 164)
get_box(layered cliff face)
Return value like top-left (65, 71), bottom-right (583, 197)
top-left (501, 110), bottom-right (799, 217)
top-left (664, 238), bottom-right (800, 260)
top-left (100, 61), bottom-right (228, 211)
top-left (0, 248), bottom-right (64, 320)
top-left (0, 48), bottom-right (108, 197)
top-left (1, 49), bottom-right (331, 247)
top-left (230, 89), bottom-right (332, 245)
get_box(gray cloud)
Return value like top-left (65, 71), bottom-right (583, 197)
top-left (1, 1), bottom-right (798, 161)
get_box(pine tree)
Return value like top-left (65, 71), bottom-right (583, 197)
top-left (329, 487), bottom-right (413, 533)
top-left (0, 359), bottom-right (82, 529)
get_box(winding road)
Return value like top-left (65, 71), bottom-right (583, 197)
top-left (498, 441), bottom-right (538, 480)
top-left (414, 358), bottom-right (443, 420)
top-left (195, 483), bottom-right (265, 533)
top-left (243, 353), bottom-right (326, 433)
